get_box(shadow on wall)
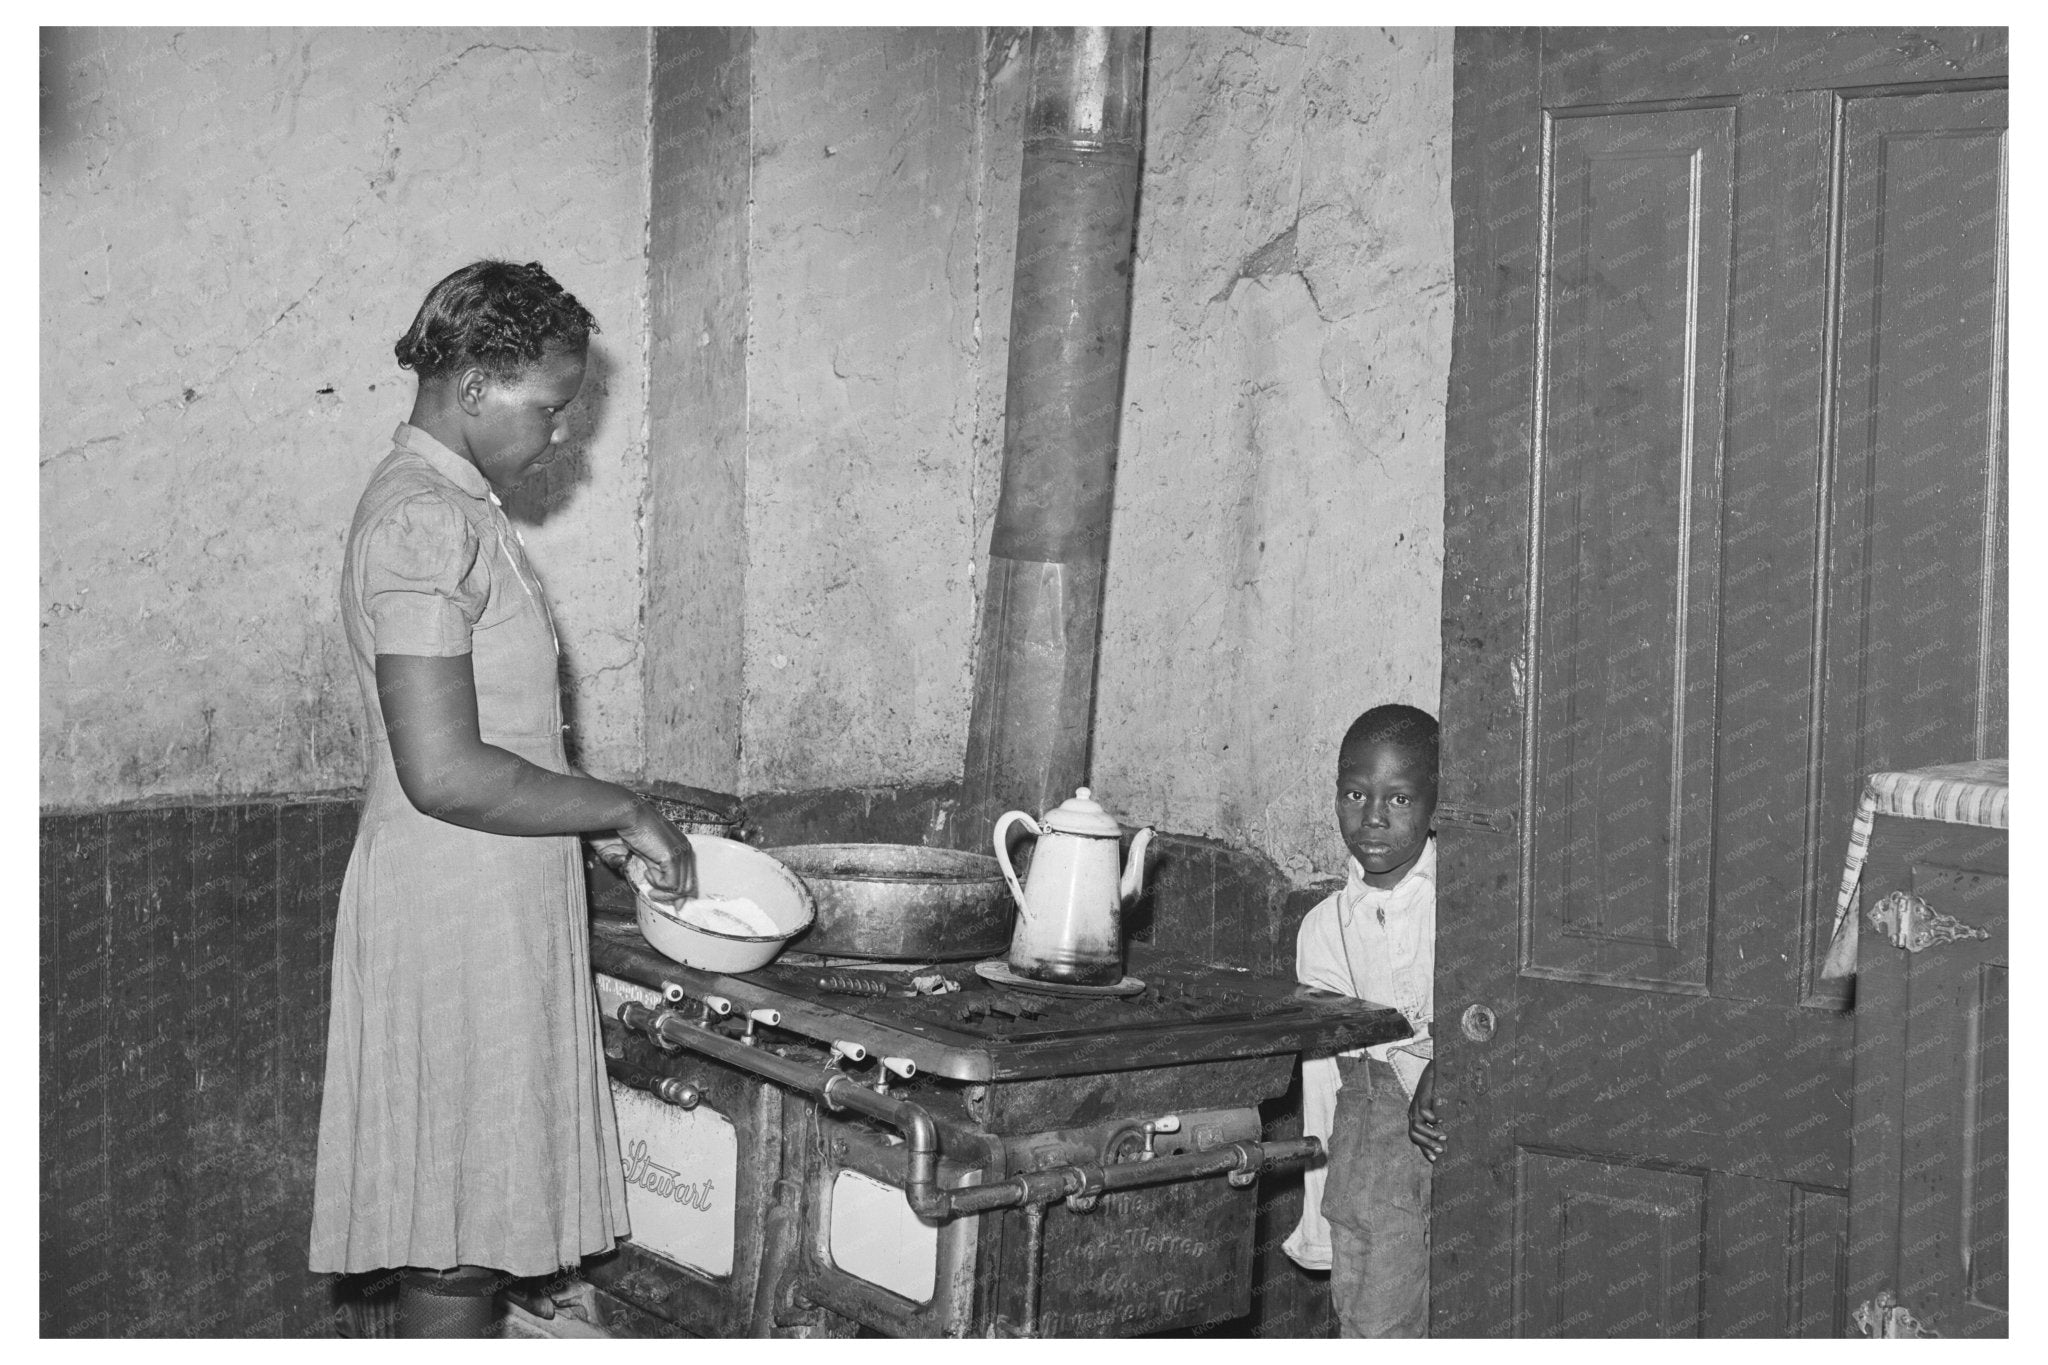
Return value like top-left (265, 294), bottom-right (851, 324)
top-left (40, 29), bottom-right (85, 170)
top-left (499, 343), bottom-right (616, 767)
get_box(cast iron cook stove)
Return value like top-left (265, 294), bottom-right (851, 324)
top-left (577, 924), bottom-right (1407, 1338)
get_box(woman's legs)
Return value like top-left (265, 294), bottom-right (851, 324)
top-left (397, 1264), bottom-right (504, 1338)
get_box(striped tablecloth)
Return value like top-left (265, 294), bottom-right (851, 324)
top-left (1820, 758), bottom-right (2009, 980)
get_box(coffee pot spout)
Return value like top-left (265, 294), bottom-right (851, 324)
top-left (1120, 826), bottom-right (1154, 904)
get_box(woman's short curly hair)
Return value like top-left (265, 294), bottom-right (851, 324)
top-left (394, 259), bottom-right (599, 381)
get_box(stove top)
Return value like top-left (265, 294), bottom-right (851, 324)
top-left (591, 922), bottom-right (1409, 1082)
top-left (774, 959), bottom-right (1289, 1040)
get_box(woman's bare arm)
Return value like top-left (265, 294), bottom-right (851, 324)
top-left (377, 652), bottom-right (694, 895)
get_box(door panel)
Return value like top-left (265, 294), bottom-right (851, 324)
top-left (1437, 28), bottom-right (2006, 1337)
top-left (1895, 862), bottom-right (2007, 1333)
top-left (1844, 822), bottom-right (2006, 1338)
top-left (1812, 90), bottom-right (2009, 992)
top-left (1961, 964), bottom-right (2007, 1312)
top-left (1519, 1158), bottom-right (1852, 1338)
top-left (1516, 1151), bottom-right (1705, 1337)
top-left (1788, 1186), bottom-right (1849, 1337)
top-left (1532, 105), bottom-right (1732, 992)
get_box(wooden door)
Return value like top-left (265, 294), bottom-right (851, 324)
top-left (1848, 816), bottom-right (2008, 1338)
top-left (1434, 28), bottom-right (2006, 1337)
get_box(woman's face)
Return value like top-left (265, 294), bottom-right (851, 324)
top-left (462, 345), bottom-right (588, 489)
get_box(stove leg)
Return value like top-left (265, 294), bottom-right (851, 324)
top-left (746, 1087), bottom-right (795, 1338)
top-left (1020, 1202), bottom-right (1048, 1339)
top-left (750, 1175), bottom-right (805, 1338)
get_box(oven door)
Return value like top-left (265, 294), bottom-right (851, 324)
top-left (587, 973), bottom-right (783, 1338)
top-left (797, 1111), bottom-right (986, 1337)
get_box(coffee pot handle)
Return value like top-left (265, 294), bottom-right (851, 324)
top-left (991, 810), bottom-right (1039, 910)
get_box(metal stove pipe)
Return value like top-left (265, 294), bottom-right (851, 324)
top-left (604, 1055), bottom-right (701, 1109)
top-left (618, 1001), bottom-right (954, 1213)
top-left (817, 1074), bottom-right (948, 1220)
top-left (956, 27), bottom-right (1149, 846)
top-left (939, 1136), bottom-right (1324, 1215)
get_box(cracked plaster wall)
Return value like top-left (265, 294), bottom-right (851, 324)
top-left (39, 24), bottom-right (1453, 879)
top-left (40, 28), bottom-right (653, 807)
top-left (707, 26), bottom-right (1448, 875)
top-left (1092, 27), bottom-right (1452, 880)
top-left (738, 29), bottom-right (1022, 793)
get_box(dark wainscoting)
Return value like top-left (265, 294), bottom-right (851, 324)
top-left (42, 786), bottom-right (1338, 1339)
top-left (41, 794), bottom-right (360, 1338)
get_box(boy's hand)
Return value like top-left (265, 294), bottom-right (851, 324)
top-left (1408, 1060), bottom-right (1445, 1162)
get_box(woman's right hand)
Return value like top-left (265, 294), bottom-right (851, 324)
top-left (616, 799), bottom-right (696, 901)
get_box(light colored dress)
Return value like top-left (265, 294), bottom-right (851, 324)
top-left (309, 423), bottom-right (627, 1277)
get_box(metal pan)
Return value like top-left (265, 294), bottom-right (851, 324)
top-left (769, 843), bottom-right (1016, 961)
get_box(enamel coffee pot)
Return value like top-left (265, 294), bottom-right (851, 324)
top-left (993, 788), bottom-right (1153, 986)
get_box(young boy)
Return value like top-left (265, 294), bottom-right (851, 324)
top-left (1284, 704), bottom-right (1445, 1337)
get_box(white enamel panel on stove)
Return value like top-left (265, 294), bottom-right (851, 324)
top-left (611, 1082), bottom-right (737, 1278)
top-left (827, 1169), bottom-right (938, 1303)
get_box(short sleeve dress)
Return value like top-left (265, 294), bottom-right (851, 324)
top-left (309, 423), bottom-right (628, 1277)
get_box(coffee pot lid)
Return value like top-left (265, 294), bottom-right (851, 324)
top-left (1042, 787), bottom-right (1125, 837)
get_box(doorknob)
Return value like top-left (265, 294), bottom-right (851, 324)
top-left (1460, 1003), bottom-right (1497, 1043)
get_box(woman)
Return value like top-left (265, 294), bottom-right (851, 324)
top-left (310, 260), bottom-right (693, 1337)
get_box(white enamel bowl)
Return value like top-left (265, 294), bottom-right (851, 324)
top-left (633, 835), bottom-right (816, 974)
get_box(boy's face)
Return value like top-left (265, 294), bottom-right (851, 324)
top-left (1335, 739), bottom-right (1438, 890)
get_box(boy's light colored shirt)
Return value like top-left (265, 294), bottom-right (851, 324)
top-left (1284, 837), bottom-right (1436, 1271)
top-left (1296, 835), bottom-right (1437, 1086)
